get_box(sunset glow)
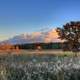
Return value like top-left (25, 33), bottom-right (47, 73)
top-left (44, 29), bottom-right (59, 43)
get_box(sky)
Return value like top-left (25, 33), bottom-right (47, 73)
top-left (0, 0), bottom-right (80, 41)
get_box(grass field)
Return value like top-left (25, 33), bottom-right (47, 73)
top-left (0, 50), bottom-right (80, 80)
top-left (0, 49), bottom-right (80, 56)
top-left (16, 50), bottom-right (80, 57)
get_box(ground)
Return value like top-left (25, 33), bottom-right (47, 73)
top-left (16, 49), bottom-right (80, 56)
top-left (0, 50), bottom-right (80, 80)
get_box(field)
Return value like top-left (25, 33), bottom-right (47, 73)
top-left (0, 50), bottom-right (80, 80)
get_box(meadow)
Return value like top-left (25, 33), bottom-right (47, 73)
top-left (0, 50), bottom-right (80, 80)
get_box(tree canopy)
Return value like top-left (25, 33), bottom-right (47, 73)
top-left (56, 21), bottom-right (80, 52)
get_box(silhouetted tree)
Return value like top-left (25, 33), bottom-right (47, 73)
top-left (56, 21), bottom-right (80, 53)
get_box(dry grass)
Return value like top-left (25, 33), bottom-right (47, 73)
top-left (0, 49), bottom-right (80, 57)
top-left (18, 50), bottom-right (80, 57)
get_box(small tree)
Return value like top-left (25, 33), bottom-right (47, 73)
top-left (56, 21), bottom-right (80, 54)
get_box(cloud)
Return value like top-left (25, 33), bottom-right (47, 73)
top-left (44, 29), bottom-right (59, 43)
top-left (21, 29), bottom-right (61, 43)
top-left (1, 28), bottom-right (62, 44)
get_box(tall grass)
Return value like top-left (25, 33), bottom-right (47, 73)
top-left (0, 53), bottom-right (80, 80)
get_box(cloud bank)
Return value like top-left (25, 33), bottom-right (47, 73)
top-left (2, 29), bottom-right (62, 44)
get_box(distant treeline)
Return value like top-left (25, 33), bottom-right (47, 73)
top-left (15, 42), bottom-right (80, 51)
top-left (15, 43), bottom-right (62, 50)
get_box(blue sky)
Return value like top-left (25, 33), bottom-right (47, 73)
top-left (0, 0), bottom-right (80, 40)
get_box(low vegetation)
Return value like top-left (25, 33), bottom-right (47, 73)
top-left (0, 53), bottom-right (80, 80)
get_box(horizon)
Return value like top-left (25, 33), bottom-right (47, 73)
top-left (0, 0), bottom-right (80, 41)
